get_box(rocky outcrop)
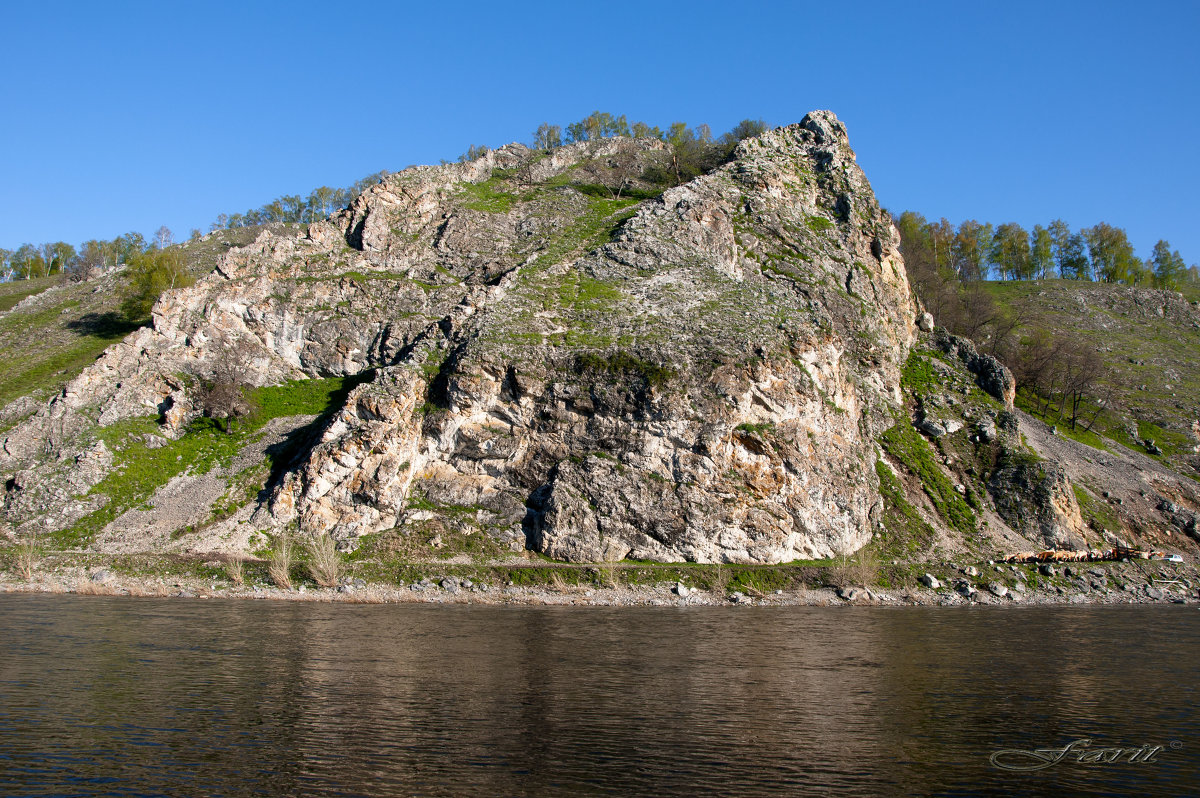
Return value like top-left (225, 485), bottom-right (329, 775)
top-left (2, 112), bottom-right (920, 563)
top-left (932, 328), bottom-right (1016, 408)
top-left (989, 452), bottom-right (1087, 549)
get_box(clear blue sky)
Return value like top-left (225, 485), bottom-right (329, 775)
top-left (2, 0), bottom-right (1197, 264)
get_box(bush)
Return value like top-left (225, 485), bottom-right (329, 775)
top-left (268, 533), bottom-right (294, 589)
top-left (120, 248), bottom-right (193, 321)
top-left (305, 534), bottom-right (341, 588)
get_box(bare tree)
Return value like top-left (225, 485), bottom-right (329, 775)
top-left (195, 339), bottom-right (253, 433)
top-left (154, 226), bottom-right (174, 249)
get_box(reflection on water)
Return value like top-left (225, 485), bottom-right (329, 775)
top-left (0, 596), bottom-right (1196, 796)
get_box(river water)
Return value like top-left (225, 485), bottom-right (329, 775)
top-left (0, 596), bottom-right (1196, 797)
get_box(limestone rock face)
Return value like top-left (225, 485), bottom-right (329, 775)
top-left (2, 112), bottom-right (920, 563)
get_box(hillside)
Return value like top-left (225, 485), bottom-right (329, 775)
top-left (0, 113), bottom-right (1196, 603)
top-left (986, 279), bottom-right (1200, 479)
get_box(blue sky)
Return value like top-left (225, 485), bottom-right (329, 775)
top-left (2, 0), bottom-right (1197, 264)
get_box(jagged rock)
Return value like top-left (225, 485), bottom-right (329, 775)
top-left (920, 573), bottom-right (940, 589)
top-left (987, 582), bottom-right (1009, 598)
top-left (989, 452), bottom-right (1086, 550)
top-left (917, 312), bottom-right (934, 332)
top-left (931, 328), bottom-right (1016, 408)
top-left (917, 418), bottom-right (948, 438)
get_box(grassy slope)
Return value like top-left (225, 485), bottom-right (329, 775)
top-left (0, 227), bottom-right (292, 415)
top-left (0, 276), bottom-right (60, 312)
top-left (56, 374), bottom-right (366, 548)
top-left (986, 279), bottom-right (1200, 477)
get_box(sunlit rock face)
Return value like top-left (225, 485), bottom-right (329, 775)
top-left (4, 112), bottom-right (921, 563)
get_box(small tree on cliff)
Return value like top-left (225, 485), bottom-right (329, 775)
top-left (194, 340), bottom-right (253, 433)
top-left (120, 248), bottom-right (193, 321)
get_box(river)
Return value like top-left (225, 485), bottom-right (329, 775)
top-left (0, 596), bottom-right (1196, 796)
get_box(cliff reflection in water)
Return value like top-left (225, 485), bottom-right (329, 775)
top-left (0, 597), bottom-right (1196, 796)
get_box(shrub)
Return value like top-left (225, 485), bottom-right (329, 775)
top-left (120, 248), bottom-right (193, 321)
top-left (305, 535), bottom-right (341, 588)
top-left (268, 534), bottom-right (294, 589)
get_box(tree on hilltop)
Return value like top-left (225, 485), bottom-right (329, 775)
top-left (1151, 240), bottom-right (1186, 289)
top-left (1083, 222), bottom-right (1137, 283)
top-left (533, 123), bottom-right (562, 150)
top-left (153, 226), bottom-right (173, 249)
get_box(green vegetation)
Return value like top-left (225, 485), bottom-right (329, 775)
top-left (1073, 484), bottom-right (1120, 535)
top-left (54, 375), bottom-right (363, 548)
top-left (574, 351), bottom-right (675, 388)
top-left (538, 195), bottom-right (640, 267)
top-left (0, 301), bottom-right (142, 407)
top-left (458, 178), bottom-right (519, 213)
top-left (871, 460), bottom-right (938, 560)
top-left (896, 210), bottom-right (1194, 288)
top-left (879, 416), bottom-right (977, 537)
top-left (551, 272), bottom-right (624, 313)
top-left (900, 353), bottom-right (941, 395)
top-left (899, 208), bottom-right (1200, 478)
top-left (805, 215), bottom-right (835, 233)
top-left (120, 247), bottom-right (194, 320)
top-left (1014, 388), bottom-right (1109, 452)
top-left (735, 422), bottom-right (775, 436)
top-left (0, 276), bottom-right (58, 311)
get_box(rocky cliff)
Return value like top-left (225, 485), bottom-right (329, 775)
top-left (7, 105), bottom-right (1198, 576)
top-left (1, 112), bottom-right (927, 563)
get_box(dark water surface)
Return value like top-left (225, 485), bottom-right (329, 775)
top-left (0, 596), bottom-right (1196, 797)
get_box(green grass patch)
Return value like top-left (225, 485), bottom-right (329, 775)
top-left (574, 351), bottom-right (675, 388)
top-left (805, 215), bottom-right (835, 233)
top-left (1014, 389), bottom-right (1111, 452)
top-left (1073, 484), bottom-right (1121, 534)
top-left (0, 277), bottom-right (59, 312)
top-left (535, 196), bottom-right (639, 267)
top-left (0, 324), bottom-right (141, 407)
top-left (879, 417), bottom-right (977, 537)
top-left (870, 459), bottom-right (938, 560)
top-left (54, 374), bottom-right (367, 548)
top-left (900, 352), bottom-right (942, 396)
top-left (459, 178), bottom-right (519, 213)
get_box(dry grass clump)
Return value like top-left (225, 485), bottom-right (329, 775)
top-left (16, 536), bottom-right (37, 582)
top-left (597, 560), bottom-right (622, 589)
top-left (75, 577), bottom-right (115, 596)
top-left (126, 583), bottom-right (170, 598)
top-left (225, 555), bottom-right (245, 586)
top-left (269, 534), bottom-right (294, 589)
top-left (305, 534), bottom-right (341, 588)
top-left (828, 550), bottom-right (880, 589)
top-left (711, 561), bottom-right (730, 594)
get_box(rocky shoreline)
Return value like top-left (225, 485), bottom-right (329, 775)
top-left (2, 559), bottom-right (1195, 608)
